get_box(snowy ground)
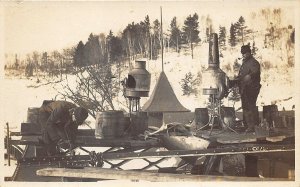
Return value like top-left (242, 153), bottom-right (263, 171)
top-left (1, 43), bottom-right (296, 180)
top-left (1, 43), bottom-right (295, 128)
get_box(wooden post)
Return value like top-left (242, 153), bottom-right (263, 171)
top-left (160, 6), bottom-right (164, 72)
top-left (6, 122), bottom-right (10, 166)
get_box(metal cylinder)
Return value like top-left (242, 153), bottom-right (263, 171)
top-left (263, 105), bottom-right (279, 128)
top-left (135, 60), bottom-right (146, 69)
top-left (125, 60), bottom-right (151, 98)
top-left (194, 108), bottom-right (209, 128)
top-left (202, 33), bottom-right (229, 100)
top-left (221, 107), bottom-right (236, 128)
top-left (208, 33), bottom-right (219, 68)
top-left (130, 112), bottom-right (148, 136)
top-left (27, 107), bottom-right (40, 125)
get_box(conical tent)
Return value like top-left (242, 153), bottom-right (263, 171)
top-left (142, 71), bottom-right (190, 112)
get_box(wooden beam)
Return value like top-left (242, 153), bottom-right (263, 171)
top-left (10, 138), bottom-right (161, 148)
top-left (36, 167), bottom-right (292, 181)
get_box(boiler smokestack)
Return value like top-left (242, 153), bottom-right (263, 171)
top-left (208, 33), bottom-right (219, 68)
top-left (202, 33), bottom-right (229, 100)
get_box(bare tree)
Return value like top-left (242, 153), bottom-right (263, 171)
top-left (58, 64), bottom-right (120, 119)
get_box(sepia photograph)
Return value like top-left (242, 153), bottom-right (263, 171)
top-left (0, 0), bottom-right (298, 184)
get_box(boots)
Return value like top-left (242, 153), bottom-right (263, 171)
top-left (244, 110), bottom-right (255, 133)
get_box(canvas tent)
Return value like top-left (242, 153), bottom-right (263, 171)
top-left (142, 71), bottom-right (190, 127)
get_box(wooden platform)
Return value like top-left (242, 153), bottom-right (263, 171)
top-left (198, 128), bottom-right (294, 144)
top-left (36, 167), bottom-right (293, 181)
top-left (10, 136), bottom-right (161, 148)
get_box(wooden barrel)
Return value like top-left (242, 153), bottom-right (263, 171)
top-left (194, 108), bottom-right (209, 128)
top-left (95, 110), bottom-right (124, 139)
top-left (130, 112), bottom-right (148, 136)
top-left (221, 107), bottom-right (236, 128)
top-left (286, 116), bottom-right (295, 129)
top-left (263, 105), bottom-right (279, 128)
top-left (26, 107), bottom-right (41, 133)
top-left (27, 107), bottom-right (40, 124)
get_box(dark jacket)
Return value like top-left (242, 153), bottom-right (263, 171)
top-left (238, 55), bottom-right (261, 92)
top-left (40, 101), bottom-right (78, 144)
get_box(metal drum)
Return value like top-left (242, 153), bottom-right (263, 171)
top-left (27, 107), bottom-right (40, 125)
top-left (263, 105), bottom-right (279, 128)
top-left (125, 60), bottom-right (151, 98)
top-left (95, 110), bottom-right (124, 139)
top-left (194, 108), bottom-right (209, 128)
top-left (130, 112), bottom-right (148, 136)
top-left (221, 107), bottom-right (236, 128)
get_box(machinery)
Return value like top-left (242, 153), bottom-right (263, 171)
top-left (4, 33), bottom-right (295, 182)
top-left (200, 33), bottom-right (237, 134)
top-left (124, 59), bottom-right (151, 114)
top-left (202, 33), bottom-right (230, 100)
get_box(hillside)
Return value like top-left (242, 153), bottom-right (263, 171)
top-left (1, 41), bottom-right (295, 130)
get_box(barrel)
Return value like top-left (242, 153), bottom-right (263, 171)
top-left (26, 107), bottom-right (42, 133)
top-left (27, 107), bottom-right (40, 124)
top-left (130, 112), bottom-right (148, 136)
top-left (221, 107), bottom-right (236, 128)
top-left (95, 110), bottom-right (124, 139)
top-left (194, 108), bottom-right (209, 128)
top-left (263, 105), bottom-right (279, 128)
top-left (286, 116), bottom-right (295, 129)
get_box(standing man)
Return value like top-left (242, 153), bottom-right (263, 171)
top-left (39, 100), bottom-right (88, 155)
top-left (232, 45), bottom-right (261, 133)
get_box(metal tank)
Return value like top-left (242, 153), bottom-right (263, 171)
top-left (202, 33), bottom-right (229, 100)
top-left (125, 60), bottom-right (151, 98)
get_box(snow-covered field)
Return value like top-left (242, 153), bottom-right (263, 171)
top-left (1, 43), bottom-right (295, 129)
top-left (1, 42), bottom-right (296, 181)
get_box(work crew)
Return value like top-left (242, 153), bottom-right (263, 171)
top-left (231, 45), bottom-right (261, 133)
top-left (38, 100), bottom-right (88, 155)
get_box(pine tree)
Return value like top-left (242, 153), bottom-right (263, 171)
top-left (235, 16), bottom-right (252, 44)
top-left (291, 29), bottom-right (295, 44)
top-left (107, 30), bottom-right (113, 63)
top-left (151, 19), bottom-right (161, 59)
top-left (252, 41), bottom-right (258, 56)
top-left (84, 33), bottom-right (102, 65)
top-left (170, 16), bottom-right (181, 53)
top-left (183, 13), bottom-right (200, 58)
top-left (41, 52), bottom-right (48, 71)
top-left (74, 41), bottom-right (85, 67)
top-left (229, 23), bottom-right (237, 47)
top-left (140, 15), bottom-right (151, 58)
top-left (109, 32), bottom-right (123, 63)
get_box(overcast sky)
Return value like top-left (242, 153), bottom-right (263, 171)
top-left (1, 0), bottom-right (297, 55)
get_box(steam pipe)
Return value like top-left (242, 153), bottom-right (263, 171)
top-left (208, 33), bottom-right (219, 68)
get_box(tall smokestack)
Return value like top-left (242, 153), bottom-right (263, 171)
top-left (202, 33), bottom-right (229, 100)
top-left (208, 33), bottom-right (219, 68)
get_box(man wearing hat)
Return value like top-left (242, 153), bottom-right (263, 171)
top-left (39, 100), bottom-right (89, 155)
top-left (232, 45), bottom-right (261, 133)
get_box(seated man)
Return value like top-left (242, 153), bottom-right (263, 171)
top-left (39, 100), bottom-right (88, 155)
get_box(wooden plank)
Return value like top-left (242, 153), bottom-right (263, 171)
top-left (11, 129), bottom-right (95, 137)
top-left (36, 167), bottom-right (292, 181)
top-left (199, 128), bottom-right (294, 144)
top-left (266, 136), bottom-right (286, 142)
top-left (200, 130), bottom-right (258, 144)
top-left (10, 138), bottom-right (161, 148)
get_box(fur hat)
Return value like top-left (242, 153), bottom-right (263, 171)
top-left (241, 45), bottom-right (251, 54)
top-left (74, 107), bottom-right (88, 124)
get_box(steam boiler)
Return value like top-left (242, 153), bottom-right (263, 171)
top-left (202, 33), bottom-right (230, 100)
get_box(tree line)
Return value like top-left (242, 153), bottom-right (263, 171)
top-left (5, 8), bottom-right (295, 77)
